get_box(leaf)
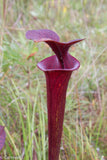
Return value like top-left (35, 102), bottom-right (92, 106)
top-left (0, 126), bottom-right (6, 151)
top-left (27, 52), bottom-right (37, 60)
top-left (26, 29), bottom-right (85, 160)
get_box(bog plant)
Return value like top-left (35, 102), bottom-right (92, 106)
top-left (26, 29), bottom-right (84, 160)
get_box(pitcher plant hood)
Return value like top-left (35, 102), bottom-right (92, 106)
top-left (26, 29), bottom-right (84, 70)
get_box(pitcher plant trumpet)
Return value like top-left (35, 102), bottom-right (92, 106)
top-left (26, 29), bottom-right (84, 160)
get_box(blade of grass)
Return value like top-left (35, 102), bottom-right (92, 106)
top-left (0, 119), bottom-right (21, 160)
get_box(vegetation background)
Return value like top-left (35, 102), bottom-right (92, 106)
top-left (0, 0), bottom-right (107, 159)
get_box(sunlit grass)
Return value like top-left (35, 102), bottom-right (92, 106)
top-left (0, 0), bottom-right (107, 159)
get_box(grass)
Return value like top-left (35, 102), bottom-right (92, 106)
top-left (0, 0), bottom-right (107, 159)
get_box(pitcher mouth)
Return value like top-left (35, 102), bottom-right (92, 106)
top-left (37, 54), bottom-right (80, 72)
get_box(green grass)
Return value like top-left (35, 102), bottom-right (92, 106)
top-left (0, 0), bottom-right (107, 159)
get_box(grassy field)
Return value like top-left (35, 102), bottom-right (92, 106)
top-left (0, 0), bottom-right (107, 159)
